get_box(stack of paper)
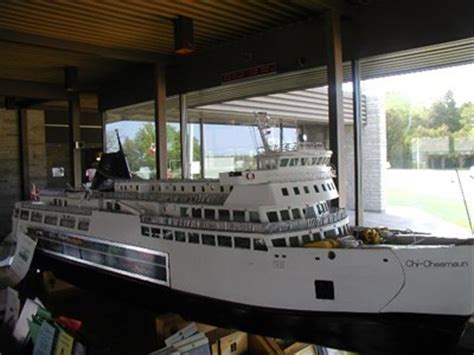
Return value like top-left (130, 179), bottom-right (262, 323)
top-left (150, 322), bottom-right (211, 355)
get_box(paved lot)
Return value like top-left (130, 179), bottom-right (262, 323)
top-left (349, 169), bottom-right (474, 238)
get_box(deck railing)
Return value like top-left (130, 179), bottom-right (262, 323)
top-left (141, 208), bottom-right (348, 234)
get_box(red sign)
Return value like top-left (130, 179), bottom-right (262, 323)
top-left (222, 63), bottom-right (277, 83)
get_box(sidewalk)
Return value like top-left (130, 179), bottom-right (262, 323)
top-left (348, 206), bottom-right (473, 239)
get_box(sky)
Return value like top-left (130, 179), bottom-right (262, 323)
top-left (107, 62), bottom-right (474, 152)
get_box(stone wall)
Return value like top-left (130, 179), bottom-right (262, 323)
top-left (0, 109), bottom-right (21, 237)
top-left (24, 110), bottom-right (48, 189)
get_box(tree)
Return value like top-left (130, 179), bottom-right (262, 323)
top-left (458, 102), bottom-right (474, 137)
top-left (385, 92), bottom-right (414, 168)
top-left (120, 122), bottom-right (201, 178)
top-left (427, 90), bottom-right (462, 132)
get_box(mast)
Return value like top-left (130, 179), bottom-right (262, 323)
top-left (255, 112), bottom-right (275, 153)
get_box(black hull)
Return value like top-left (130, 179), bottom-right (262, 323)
top-left (34, 252), bottom-right (469, 355)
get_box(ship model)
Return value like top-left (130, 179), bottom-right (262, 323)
top-left (2, 113), bottom-right (473, 354)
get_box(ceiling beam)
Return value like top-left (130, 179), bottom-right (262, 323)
top-left (0, 79), bottom-right (67, 100)
top-left (0, 29), bottom-right (170, 63)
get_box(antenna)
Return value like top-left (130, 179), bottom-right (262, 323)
top-left (115, 129), bottom-right (123, 152)
top-left (254, 112), bottom-right (276, 153)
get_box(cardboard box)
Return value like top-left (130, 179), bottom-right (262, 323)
top-left (206, 329), bottom-right (247, 355)
top-left (155, 313), bottom-right (216, 340)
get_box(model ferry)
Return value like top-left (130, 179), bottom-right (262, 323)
top-left (4, 114), bottom-right (474, 353)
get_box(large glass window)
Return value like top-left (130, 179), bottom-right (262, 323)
top-left (357, 63), bottom-right (474, 236)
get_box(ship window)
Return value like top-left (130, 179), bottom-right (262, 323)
top-left (31, 211), bottom-right (42, 223)
top-left (151, 228), bottom-right (161, 238)
top-left (175, 231), bottom-right (186, 242)
top-left (327, 183), bottom-right (332, 191)
top-left (280, 158), bottom-right (289, 167)
top-left (272, 238), bottom-right (286, 247)
top-left (326, 229), bottom-right (338, 238)
top-left (163, 229), bottom-right (173, 240)
top-left (201, 186), bottom-right (205, 192)
top-left (218, 235), bottom-right (232, 247)
top-left (267, 211), bottom-right (279, 223)
top-left (293, 187), bottom-right (300, 195)
top-left (60, 217), bottom-right (76, 228)
top-left (322, 184), bottom-right (327, 192)
top-left (304, 207), bottom-right (316, 218)
top-left (218, 209), bottom-right (230, 221)
top-left (151, 186), bottom-right (155, 191)
top-left (302, 234), bottom-right (311, 244)
top-left (44, 215), bottom-right (58, 225)
top-left (188, 233), bottom-right (199, 244)
top-left (289, 158), bottom-right (297, 166)
top-left (281, 187), bottom-right (289, 196)
top-left (141, 226), bottom-right (150, 237)
top-left (314, 185), bottom-right (319, 193)
top-left (315, 280), bottom-right (335, 300)
top-left (136, 185), bottom-right (139, 191)
top-left (312, 157), bottom-right (318, 165)
top-left (254, 238), bottom-right (268, 251)
top-left (14, 208), bottom-right (19, 218)
top-left (312, 232), bottom-right (322, 241)
top-left (181, 186), bottom-right (185, 192)
top-left (204, 209), bottom-right (215, 219)
top-left (78, 219), bottom-right (89, 231)
top-left (289, 236), bottom-right (300, 247)
top-left (316, 204), bottom-right (322, 214)
top-left (234, 237), bottom-right (251, 249)
top-left (220, 186), bottom-right (224, 193)
top-left (180, 207), bottom-right (188, 218)
top-left (292, 208), bottom-right (302, 220)
top-left (202, 234), bottom-right (216, 246)
top-left (106, 201), bottom-right (113, 210)
top-left (192, 208), bottom-right (202, 218)
top-left (230, 186), bottom-right (234, 191)
top-left (303, 186), bottom-right (310, 194)
top-left (192, 186), bottom-right (196, 192)
top-left (280, 210), bottom-right (290, 221)
top-left (233, 210), bottom-right (245, 222)
top-left (114, 202), bottom-right (121, 211)
top-left (249, 211), bottom-right (260, 223)
top-left (20, 210), bottom-right (30, 221)
top-left (300, 158), bottom-right (306, 166)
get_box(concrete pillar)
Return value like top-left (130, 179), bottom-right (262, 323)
top-left (154, 63), bottom-right (167, 179)
top-left (325, 9), bottom-right (346, 208)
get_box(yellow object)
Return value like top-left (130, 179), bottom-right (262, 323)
top-left (357, 228), bottom-right (382, 244)
top-left (304, 239), bottom-right (341, 249)
top-left (54, 330), bottom-right (74, 355)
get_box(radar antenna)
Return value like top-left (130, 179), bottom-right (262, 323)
top-left (254, 112), bottom-right (277, 153)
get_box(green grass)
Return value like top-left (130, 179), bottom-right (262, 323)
top-left (386, 187), bottom-right (471, 230)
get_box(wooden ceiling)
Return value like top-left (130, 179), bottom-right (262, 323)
top-left (0, 0), bottom-right (325, 54)
top-left (0, 0), bottom-right (334, 89)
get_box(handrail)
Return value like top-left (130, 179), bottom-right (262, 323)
top-left (21, 202), bottom-right (93, 216)
top-left (91, 191), bottom-right (229, 205)
top-left (141, 208), bottom-right (348, 235)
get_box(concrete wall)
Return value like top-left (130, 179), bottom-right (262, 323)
top-left (0, 109), bottom-right (21, 237)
